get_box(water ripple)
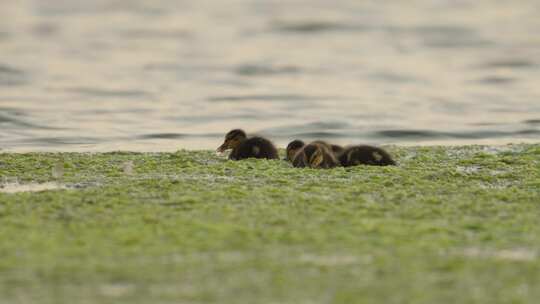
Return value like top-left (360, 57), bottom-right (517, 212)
top-left (524, 119), bottom-right (540, 125)
top-left (117, 29), bottom-right (190, 40)
top-left (32, 23), bottom-right (59, 37)
top-left (375, 129), bottom-right (540, 139)
top-left (235, 64), bottom-right (301, 76)
top-left (137, 133), bottom-right (189, 140)
top-left (289, 131), bottom-right (341, 138)
top-left (0, 64), bottom-right (27, 86)
top-left (479, 59), bottom-right (537, 69)
top-left (208, 94), bottom-right (333, 102)
top-left (475, 76), bottom-right (515, 85)
top-left (264, 121), bottom-right (351, 136)
top-left (136, 132), bottom-right (223, 141)
top-left (0, 107), bottom-right (60, 130)
top-left (143, 63), bottom-right (226, 72)
top-left (368, 72), bottom-right (420, 83)
top-left (65, 87), bottom-right (153, 99)
top-left (272, 21), bottom-right (369, 33)
top-left (16, 136), bottom-right (100, 145)
top-left (412, 25), bottom-right (493, 48)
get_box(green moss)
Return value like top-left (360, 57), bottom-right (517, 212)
top-left (0, 144), bottom-right (539, 303)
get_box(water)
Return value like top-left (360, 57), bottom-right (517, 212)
top-left (1, 0), bottom-right (540, 152)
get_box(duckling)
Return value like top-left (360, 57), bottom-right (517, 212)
top-left (286, 140), bottom-right (344, 162)
top-left (292, 141), bottom-right (339, 169)
top-left (285, 139), bottom-right (305, 162)
top-left (313, 141), bottom-right (345, 158)
top-left (339, 145), bottom-right (396, 167)
top-left (217, 129), bottom-right (279, 160)
top-left (330, 144), bottom-right (345, 157)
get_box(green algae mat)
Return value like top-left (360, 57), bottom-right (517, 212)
top-left (1, 145), bottom-right (539, 304)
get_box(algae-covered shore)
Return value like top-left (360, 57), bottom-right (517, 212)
top-left (1, 145), bottom-right (539, 304)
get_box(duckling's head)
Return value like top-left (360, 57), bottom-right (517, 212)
top-left (217, 129), bottom-right (247, 152)
top-left (285, 139), bottom-right (305, 161)
top-left (303, 143), bottom-right (324, 168)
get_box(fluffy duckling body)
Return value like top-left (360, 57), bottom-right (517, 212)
top-left (285, 139), bottom-right (305, 162)
top-left (292, 141), bottom-right (339, 169)
top-left (339, 145), bottom-right (396, 167)
top-left (330, 144), bottom-right (345, 157)
top-left (313, 140), bottom-right (345, 159)
top-left (217, 129), bottom-right (278, 160)
top-left (286, 140), bottom-right (344, 163)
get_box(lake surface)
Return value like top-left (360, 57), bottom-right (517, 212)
top-left (1, 0), bottom-right (540, 152)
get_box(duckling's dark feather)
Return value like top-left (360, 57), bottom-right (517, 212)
top-left (292, 141), bottom-right (339, 169)
top-left (229, 136), bottom-right (278, 160)
top-left (285, 139), bottom-right (306, 162)
top-left (330, 144), bottom-right (345, 157)
top-left (339, 145), bottom-right (395, 166)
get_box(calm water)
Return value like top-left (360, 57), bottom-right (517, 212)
top-left (1, 0), bottom-right (540, 152)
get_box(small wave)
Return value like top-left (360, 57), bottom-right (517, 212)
top-left (65, 87), bottom-right (153, 98)
top-left (289, 131), bottom-right (341, 138)
top-left (413, 25), bottom-right (473, 36)
top-left (476, 76), bottom-right (515, 85)
top-left (516, 129), bottom-right (540, 135)
top-left (368, 72), bottom-right (420, 83)
top-left (0, 107), bottom-right (61, 130)
top-left (143, 63), bottom-right (226, 72)
top-left (137, 133), bottom-right (189, 140)
top-left (117, 29), bottom-right (190, 40)
top-left (375, 129), bottom-right (540, 140)
top-left (235, 64), bottom-right (300, 76)
top-left (272, 21), bottom-right (368, 33)
top-left (0, 64), bottom-right (27, 86)
top-left (137, 132), bottom-right (222, 140)
top-left (0, 65), bottom-right (23, 75)
top-left (207, 94), bottom-right (329, 102)
top-left (165, 113), bottom-right (269, 123)
top-left (7, 136), bottom-right (100, 146)
top-left (376, 130), bottom-right (441, 138)
top-left (303, 121), bottom-right (351, 129)
top-left (32, 23), bottom-right (59, 37)
top-left (412, 25), bottom-right (493, 48)
top-left (478, 59), bottom-right (536, 69)
top-left (524, 119), bottom-right (540, 125)
top-left (423, 37), bottom-right (493, 48)
top-left (263, 121), bottom-right (351, 136)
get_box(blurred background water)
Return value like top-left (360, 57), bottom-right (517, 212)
top-left (1, 0), bottom-right (540, 152)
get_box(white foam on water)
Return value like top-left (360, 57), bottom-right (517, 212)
top-left (0, 182), bottom-right (66, 193)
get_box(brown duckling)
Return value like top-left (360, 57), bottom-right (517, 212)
top-left (285, 139), bottom-right (305, 162)
top-left (313, 140), bottom-right (345, 159)
top-left (292, 141), bottom-right (339, 169)
top-left (286, 140), bottom-right (344, 162)
top-left (217, 129), bottom-right (279, 160)
top-left (339, 145), bottom-right (396, 167)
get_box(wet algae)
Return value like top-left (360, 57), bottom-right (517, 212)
top-left (0, 145), bottom-right (539, 303)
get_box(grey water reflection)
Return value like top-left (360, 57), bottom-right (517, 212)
top-left (1, 0), bottom-right (540, 151)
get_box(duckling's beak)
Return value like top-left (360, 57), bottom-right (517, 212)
top-left (216, 142), bottom-right (228, 153)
